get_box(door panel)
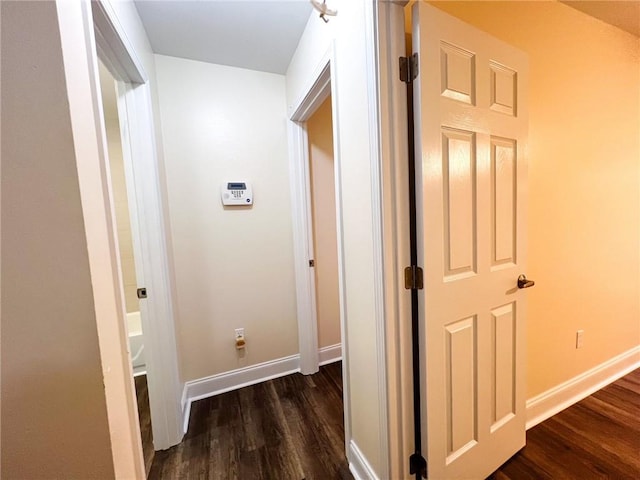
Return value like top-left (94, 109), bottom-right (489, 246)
top-left (442, 128), bottom-right (477, 279)
top-left (413, 3), bottom-right (529, 478)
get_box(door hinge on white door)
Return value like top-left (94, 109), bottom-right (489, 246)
top-left (410, 452), bottom-right (428, 478)
top-left (399, 53), bottom-right (419, 83)
top-left (404, 265), bottom-right (424, 290)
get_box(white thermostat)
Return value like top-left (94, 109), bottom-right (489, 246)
top-left (221, 181), bottom-right (253, 206)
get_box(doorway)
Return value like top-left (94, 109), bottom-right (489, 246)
top-left (89, 0), bottom-right (184, 458)
top-left (288, 58), bottom-right (352, 456)
top-left (306, 95), bottom-right (342, 366)
top-left (97, 59), bottom-right (154, 475)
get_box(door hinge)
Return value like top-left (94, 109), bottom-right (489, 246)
top-left (399, 53), bottom-right (419, 83)
top-left (137, 287), bottom-right (147, 299)
top-left (404, 265), bottom-right (424, 290)
top-left (309, 259), bottom-right (315, 267)
top-left (409, 452), bottom-right (428, 478)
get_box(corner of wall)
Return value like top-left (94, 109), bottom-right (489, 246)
top-left (348, 440), bottom-right (381, 480)
top-left (526, 345), bottom-right (640, 429)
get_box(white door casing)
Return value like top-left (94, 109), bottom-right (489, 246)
top-left (92, 0), bottom-right (184, 451)
top-left (413, 3), bottom-right (529, 479)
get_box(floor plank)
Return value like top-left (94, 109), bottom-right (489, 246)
top-left (148, 366), bottom-right (639, 479)
top-left (149, 362), bottom-right (351, 480)
top-left (489, 368), bottom-right (640, 480)
top-left (134, 374), bottom-right (155, 477)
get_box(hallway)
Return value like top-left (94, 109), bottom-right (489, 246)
top-left (148, 363), bottom-right (351, 479)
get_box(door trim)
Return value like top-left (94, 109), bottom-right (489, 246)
top-left (375, 2), bottom-right (420, 478)
top-left (92, 0), bottom-right (184, 450)
top-left (365, 4), bottom-right (392, 477)
top-left (288, 50), bottom-right (332, 376)
top-left (55, 1), bottom-right (145, 476)
top-left (376, 2), bottom-right (413, 478)
top-left (287, 44), bottom-right (353, 456)
top-left (66, 0), bottom-right (184, 457)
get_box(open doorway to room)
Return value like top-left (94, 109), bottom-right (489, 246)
top-left (97, 60), bottom-right (154, 475)
top-left (119, 0), bottom-right (354, 476)
top-left (306, 95), bottom-right (342, 367)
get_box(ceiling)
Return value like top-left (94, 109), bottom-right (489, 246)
top-left (134, 0), bottom-right (314, 75)
top-left (134, 1), bottom-right (638, 78)
top-left (561, 1), bottom-right (640, 37)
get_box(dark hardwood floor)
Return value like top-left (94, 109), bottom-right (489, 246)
top-left (149, 362), bottom-right (352, 480)
top-left (489, 368), bottom-right (640, 479)
top-left (145, 366), bottom-right (639, 479)
top-left (134, 374), bottom-right (155, 477)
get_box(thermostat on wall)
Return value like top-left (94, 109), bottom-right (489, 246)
top-left (221, 181), bottom-right (253, 206)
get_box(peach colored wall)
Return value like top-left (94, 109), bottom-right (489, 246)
top-left (420, 1), bottom-right (640, 398)
top-left (307, 96), bottom-right (341, 349)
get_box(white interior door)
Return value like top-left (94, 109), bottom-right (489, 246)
top-left (412, 3), bottom-right (529, 478)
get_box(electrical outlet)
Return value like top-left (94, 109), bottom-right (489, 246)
top-left (576, 329), bottom-right (584, 349)
top-left (235, 328), bottom-right (246, 350)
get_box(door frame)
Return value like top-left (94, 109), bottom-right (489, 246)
top-left (63, 0), bottom-right (184, 456)
top-left (288, 49), bottom-right (338, 375)
top-left (92, 0), bottom-right (184, 451)
top-left (376, 1), bottom-right (418, 479)
top-left (287, 45), bottom-right (352, 454)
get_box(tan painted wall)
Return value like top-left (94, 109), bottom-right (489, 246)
top-left (0, 1), bottom-right (115, 477)
top-left (155, 55), bottom-right (297, 381)
top-left (307, 96), bottom-right (341, 348)
top-left (416, 1), bottom-right (640, 398)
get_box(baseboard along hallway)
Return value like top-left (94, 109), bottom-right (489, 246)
top-left (490, 369), bottom-right (640, 479)
top-left (148, 362), bottom-right (351, 479)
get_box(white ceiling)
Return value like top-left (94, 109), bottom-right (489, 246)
top-left (134, 1), bottom-right (638, 78)
top-left (134, 0), bottom-right (314, 75)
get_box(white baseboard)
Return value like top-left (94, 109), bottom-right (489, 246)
top-left (182, 400), bottom-right (192, 435)
top-left (319, 343), bottom-right (342, 366)
top-left (181, 354), bottom-right (301, 433)
top-left (132, 367), bottom-right (147, 377)
top-left (526, 345), bottom-right (640, 429)
top-left (349, 439), bottom-right (379, 480)
top-left (181, 345), bottom-right (345, 433)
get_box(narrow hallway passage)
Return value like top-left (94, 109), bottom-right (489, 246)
top-left (148, 363), bottom-right (352, 479)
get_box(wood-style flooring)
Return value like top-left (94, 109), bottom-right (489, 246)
top-left (134, 374), bottom-right (155, 477)
top-left (149, 362), bottom-right (352, 480)
top-left (489, 368), bottom-right (640, 479)
top-left (144, 366), bottom-right (639, 479)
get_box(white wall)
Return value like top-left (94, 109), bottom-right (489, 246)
top-left (155, 55), bottom-right (298, 381)
top-left (286, 2), bottom-right (391, 476)
top-left (334, 3), bottom-right (389, 475)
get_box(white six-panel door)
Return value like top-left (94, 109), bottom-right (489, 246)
top-left (412, 3), bottom-right (529, 478)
